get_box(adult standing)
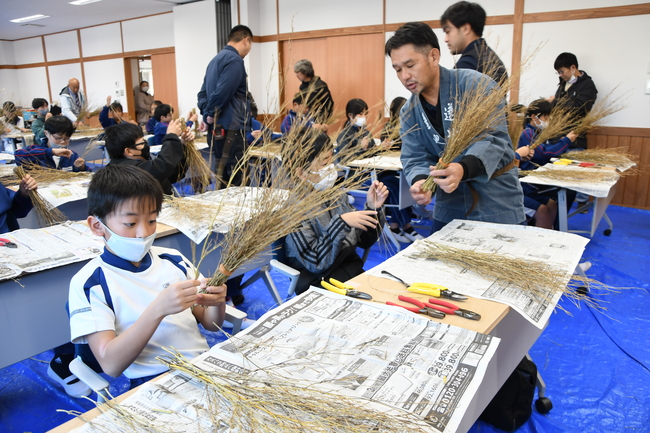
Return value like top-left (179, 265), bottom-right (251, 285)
top-left (59, 78), bottom-right (86, 128)
top-left (197, 25), bottom-right (253, 188)
top-left (135, 81), bottom-right (154, 126)
top-left (386, 22), bottom-right (524, 233)
top-left (294, 59), bottom-right (334, 124)
top-left (549, 52), bottom-right (598, 150)
top-left (440, 1), bottom-right (508, 85)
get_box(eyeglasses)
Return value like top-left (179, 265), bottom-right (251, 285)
top-left (51, 135), bottom-right (71, 142)
top-left (132, 140), bottom-right (147, 147)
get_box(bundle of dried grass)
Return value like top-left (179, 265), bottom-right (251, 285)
top-left (421, 72), bottom-right (509, 193)
top-left (204, 127), bottom-right (379, 287)
top-left (519, 167), bottom-right (619, 184)
top-left (409, 240), bottom-right (619, 311)
top-left (560, 147), bottom-right (638, 168)
top-left (14, 166), bottom-right (66, 226)
top-left (528, 105), bottom-right (578, 150)
top-left (80, 135), bottom-right (104, 160)
top-left (15, 161), bottom-right (92, 186)
top-left (76, 102), bottom-right (101, 123)
top-left (178, 117), bottom-right (213, 194)
top-left (570, 90), bottom-right (625, 137)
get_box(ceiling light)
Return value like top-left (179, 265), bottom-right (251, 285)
top-left (69, 0), bottom-right (102, 5)
top-left (10, 14), bottom-right (50, 23)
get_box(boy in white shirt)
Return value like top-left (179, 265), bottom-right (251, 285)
top-left (68, 164), bottom-right (227, 388)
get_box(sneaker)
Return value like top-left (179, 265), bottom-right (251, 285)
top-left (47, 356), bottom-right (92, 398)
top-left (389, 228), bottom-right (412, 243)
top-left (347, 194), bottom-right (355, 205)
top-left (403, 230), bottom-right (425, 242)
top-left (575, 261), bottom-right (592, 274)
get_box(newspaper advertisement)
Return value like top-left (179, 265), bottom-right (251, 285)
top-left (158, 187), bottom-right (289, 244)
top-left (520, 164), bottom-right (619, 198)
top-left (36, 177), bottom-right (91, 208)
top-left (0, 221), bottom-right (103, 281)
top-left (72, 289), bottom-right (499, 433)
top-left (366, 220), bottom-right (590, 328)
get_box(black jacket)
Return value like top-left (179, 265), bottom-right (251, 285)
top-left (456, 38), bottom-right (508, 86)
top-left (553, 70), bottom-right (598, 149)
top-left (298, 76), bottom-right (334, 122)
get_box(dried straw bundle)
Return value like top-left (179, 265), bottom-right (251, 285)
top-left (560, 147), bottom-right (638, 168)
top-left (528, 105), bottom-right (578, 150)
top-left (76, 102), bottom-right (101, 122)
top-left (17, 161), bottom-right (92, 186)
top-left (409, 240), bottom-right (618, 311)
top-left (570, 90), bottom-right (625, 137)
top-left (205, 128), bottom-right (379, 287)
top-left (13, 166), bottom-right (66, 226)
top-left (421, 72), bottom-right (509, 192)
top-left (80, 135), bottom-right (104, 160)
top-left (519, 168), bottom-right (619, 184)
top-left (178, 117), bottom-right (213, 194)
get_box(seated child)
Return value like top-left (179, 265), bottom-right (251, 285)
top-left (99, 95), bottom-right (137, 129)
top-left (153, 104), bottom-right (197, 146)
top-left (68, 164), bottom-right (227, 388)
top-left (335, 98), bottom-right (389, 162)
top-left (516, 99), bottom-right (577, 229)
top-left (105, 121), bottom-right (192, 195)
top-left (0, 174), bottom-right (36, 233)
top-left (247, 118), bottom-right (282, 146)
top-left (281, 93), bottom-right (314, 134)
top-left (1, 101), bottom-right (30, 153)
top-left (14, 115), bottom-right (88, 172)
top-left (284, 130), bottom-right (389, 294)
top-left (146, 100), bottom-right (162, 135)
top-left (30, 98), bottom-right (51, 144)
top-left (377, 96), bottom-right (424, 242)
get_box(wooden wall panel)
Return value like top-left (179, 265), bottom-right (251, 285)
top-left (150, 52), bottom-right (178, 114)
top-left (586, 128), bottom-right (650, 210)
top-left (281, 38), bottom-right (328, 114)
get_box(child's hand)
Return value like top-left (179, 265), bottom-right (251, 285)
top-left (195, 279), bottom-right (227, 306)
top-left (166, 119), bottom-right (182, 136)
top-left (341, 210), bottom-right (378, 231)
top-left (52, 148), bottom-right (73, 158)
top-left (379, 140), bottom-right (392, 150)
top-left (188, 111), bottom-right (199, 123)
top-left (19, 174), bottom-right (37, 197)
top-left (74, 157), bottom-right (86, 169)
top-left (106, 95), bottom-right (112, 106)
top-left (567, 131), bottom-right (578, 142)
top-left (45, 112), bottom-right (53, 120)
top-left (180, 128), bottom-right (195, 144)
top-left (155, 279), bottom-right (200, 317)
top-left (366, 180), bottom-right (389, 209)
top-left (409, 179), bottom-right (433, 205)
top-left (516, 146), bottom-right (534, 162)
top-left (361, 136), bottom-right (370, 150)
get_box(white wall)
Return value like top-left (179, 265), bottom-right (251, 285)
top-left (524, 0), bottom-right (648, 13)
top-left (520, 14), bottom-right (650, 128)
top-left (83, 59), bottom-right (127, 109)
top-left (17, 67), bottom-right (49, 107)
top-left (48, 63), bottom-right (83, 105)
top-left (173, 0), bottom-right (218, 115)
top-left (0, 70), bottom-right (21, 104)
top-left (80, 23), bottom-right (122, 57)
top-left (278, 0), bottom-right (383, 34)
top-left (248, 42), bottom-right (280, 114)
top-left (122, 14), bottom-right (175, 53)
top-left (44, 31), bottom-right (79, 62)
top-left (0, 41), bottom-right (16, 65)
top-left (13, 38), bottom-right (44, 65)
top-left (386, 0), bottom-right (515, 24)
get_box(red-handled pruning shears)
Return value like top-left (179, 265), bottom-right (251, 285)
top-left (0, 238), bottom-right (17, 248)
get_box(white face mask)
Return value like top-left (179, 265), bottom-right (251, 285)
top-left (141, 86), bottom-right (149, 93)
top-left (98, 219), bottom-right (156, 262)
top-left (567, 69), bottom-right (578, 84)
top-left (354, 117), bottom-right (366, 127)
top-left (537, 120), bottom-right (548, 129)
top-left (310, 164), bottom-right (338, 191)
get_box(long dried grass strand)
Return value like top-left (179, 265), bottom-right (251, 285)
top-left (14, 166), bottom-right (66, 226)
top-left (178, 117), bottom-right (213, 194)
top-left (519, 168), bottom-right (619, 184)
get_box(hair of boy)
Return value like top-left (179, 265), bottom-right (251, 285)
top-left (440, 1), bottom-right (486, 37)
top-left (301, 129), bottom-right (332, 165)
top-left (524, 99), bottom-right (552, 126)
top-left (228, 24), bottom-right (253, 43)
top-left (345, 98), bottom-right (368, 119)
top-left (110, 101), bottom-right (123, 112)
top-left (88, 164), bottom-right (163, 220)
top-left (104, 122), bottom-right (144, 159)
top-left (389, 97), bottom-right (407, 121)
top-left (151, 100), bottom-right (162, 108)
top-left (153, 104), bottom-right (172, 121)
top-left (32, 98), bottom-right (49, 110)
top-left (385, 21), bottom-right (441, 56)
top-left (294, 59), bottom-right (315, 78)
top-left (554, 52), bottom-right (579, 70)
top-left (44, 115), bottom-right (75, 137)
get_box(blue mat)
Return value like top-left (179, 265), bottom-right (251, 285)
top-left (1, 203), bottom-right (649, 432)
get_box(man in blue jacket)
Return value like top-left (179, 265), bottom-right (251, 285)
top-left (197, 25), bottom-right (253, 188)
top-left (386, 22), bottom-right (524, 233)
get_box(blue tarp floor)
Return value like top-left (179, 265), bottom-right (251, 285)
top-left (1, 200), bottom-right (648, 432)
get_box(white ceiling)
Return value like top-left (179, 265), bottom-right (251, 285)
top-left (0, 0), bottom-right (198, 41)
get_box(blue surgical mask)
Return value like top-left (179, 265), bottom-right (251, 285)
top-left (98, 219), bottom-right (156, 262)
top-left (38, 108), bottom-right (49, 117)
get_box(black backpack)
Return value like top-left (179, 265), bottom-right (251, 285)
top-left (479, 357), bottom-right (537, 431)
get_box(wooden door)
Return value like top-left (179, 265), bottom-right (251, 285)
top-left (281, 33), bottom-right (385, 134)
top-left (151, 52), bottom-right (178, 114)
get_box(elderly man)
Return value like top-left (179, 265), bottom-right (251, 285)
top-left (294, 59), bottom-right (333, 124)
top-left (59, 78), bottom-right (86, 127)
top-left (386, 22), bottom-right (524, 233)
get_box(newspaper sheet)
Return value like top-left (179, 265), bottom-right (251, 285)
top-left (520, 164), bottom-right (619, 198)
top-left (0, 221), bottom-right (103, 281)
top-left (366, 220), bottom-right (590, 329)
top-left (349, 154), bottom-right (403, 170)
top-left (36, 177), bottom-right (91, 207)
top-left (71, 289), bottom-right (499, 433)
top-left (158, 187), bottom-right (289, 244)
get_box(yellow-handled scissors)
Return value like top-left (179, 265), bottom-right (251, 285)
top-left (321, 278), bottom-right (373, 300)
top-left (381, 270), bottom-right (468, 301)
